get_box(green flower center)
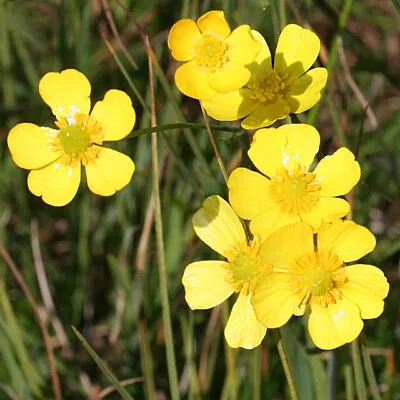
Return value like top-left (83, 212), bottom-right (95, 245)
top-left (194, 33), bottom-right (228, 71)
top-left (229, 251), bottom-right (261, 282)
top-left (305, 267), bottom-right (333, 296)
top-left (247, 68), bottom-right (290, 103)
top-left (59, 125), bottom-right (91, 157)
top-left (270, 166), bottom-right (321, 215)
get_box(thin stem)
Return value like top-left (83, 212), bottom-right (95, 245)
top-left (360, 335), bottom-right (382, 400)
top-left (275, 329), bottom-right (299, 400)
top-left (252, 347), bottom-right (261, 400)
top-left (146, 36), bottom-right (180, 400)
top-left (351, 339), bottom-right (368, 400)
top-left (200, 104), bottom-right (229, 184)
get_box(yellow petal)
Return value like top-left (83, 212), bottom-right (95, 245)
top-left (252, 272), bottom-right (299, 328)
top-left (168, 19), bottom-right (200, 61)
top-left (193, 195), bottom-right (247, 258)
top-left (241, 99), bottom-right (290, 130)
top-left (225, 25), bottom-right (261, 66)
top-left (314, 147), bottom-right (361, 196)
top-left (340, 264), bottom-right (389, 319)
top-left (90, 90), bottom-right (136, 141)
top-left (197, 10), bottom-right (230, 37)
top-left (286, 68), bottom-right (328, 113)
top-left (182, 260), bottom-right (234, 310)
top-left (308, 299), bottom-right (363, 350)
top-left (317, 220), bottom-right (376, 262)
top-left (259, 223), bottom-right (314, 269)
top-left (248, 124), bottom-right (320, 178)
top-left (274, 24), bottom-right (321, 79)
top-left (300, 197), bottom-right (350, 231)
top-left (7, 123), bottom-right (60, 169)
top-left (85, 147), bottom-right (135, 196)
top-left (224, 291), bottom-right (266, 349)
top-left (28, 160), bottom-right (81, 207)
top-left (228, 168), bottom-right (274, 220)
top-left (207, 62), bottom-right (250, 93)
top-left (201, 89), bottom-right (257, 121)
top-left (174, 61), bottom-right (217, 100)
top-left (246, 30), bottom-right (272, 77)
top-left (39, 69), bottom-right (91, 119)
top-left (250, 210), bottom-right (299, 241)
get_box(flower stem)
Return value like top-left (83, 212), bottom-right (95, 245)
top-left (351, 339), bottom-right (368, 400)
top-left (252, 347), bottom-right (261, 400)
top-left (275, 329), bottom-right (299, 400)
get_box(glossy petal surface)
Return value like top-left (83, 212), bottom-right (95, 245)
top-left (193, 195), bottom-right (247, 258)
top-left (207, 62), bottom-right (250, 93)
top-left (168, 19), bottom-right (200, 61)
top-left (246, 30), bottom-right (272, 76)
top-left (197, 11), bottom-right (230, 37)
top-left (39, 69), bottom-right (91, 119)
top-left (226, 25), bottom-right (261, 66)
top-left (182, 261), bottom-right (234, 309)
top-left (28, 160), bottom-right (81, 207)
top-left (174, 61), bottom-right (216, 100)
top-left (274, 24), bottom-right (320, 79)
top-left (7, 123), bottom-right (60, 169)
top-left (318, 220), bottom-right (376, 262)
top-left (252, 273), bottom-right (299, 328)
top-left (308, 299), bottom-right (363, 350)
top-left (314, 148), bottom-right (361, 196)
top-left (225, 291), bottom-right (266, 349)
top-left (341, 264), bottom-right (389, 319)
top-left (248, 124), bottom-right (320, 178)
top-left (85, 147), bottom-right (135, 196)
top-left (202, 89), bottom-right (257, 121)
top-left (286, 68), bottom-right (328, 113)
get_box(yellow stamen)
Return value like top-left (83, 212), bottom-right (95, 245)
top-left (270, 165), bottom-right (321, 215)
top-left (247, 69), bottom-right (290, 103)
top-left (193, 33), bottom-right (229, 71)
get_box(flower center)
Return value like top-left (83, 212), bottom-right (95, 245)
top-left (194, 33), bottom-right (228, 71)
top-left (52, 113), bottom-right (104, 166)
top-left (289, 251), bottom-right (347, 307)
top-left (226, 239), bottom-right (270, 293)
top-left (247, 69), bottom-right (290, 102)
top-left (270, 165), bottom-right (321, 215)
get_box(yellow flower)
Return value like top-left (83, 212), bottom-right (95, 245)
top-left (202, 24), bottom-right (327, 129)
top-left (168, 10), bottom-right (261, 100)
top-left (7, 69), bottom-right (136, 207)
top-left (228, 124), bottom-right (360, 238)
top-left (182, 195), bottom-right (270, 349)
top-left (251, 220), bottom-right (389, 350)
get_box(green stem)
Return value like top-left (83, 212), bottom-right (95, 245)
top-left (275, 329), bottom-right (299, 400)
top-left (127, 122), bottom-right (243, 139)
top-left (351, 339), bottom-right (368, 400)
top-left (360, 335), bottom-right (382, 400)
top-left (252, 347), bottom-right (261, 400)
top-left (307, 0), bottom-right (353, 125)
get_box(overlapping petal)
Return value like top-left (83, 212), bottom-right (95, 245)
top-left (225, 291), bottom-right (266, 349)
top-left (207, 62), bottom-right (250, 93)
top-left (285, 68), bottom-right (328, 113)
top-left (274, 24), bottom-right (321, 79)
top-left (250, 210), bottom-right (299, 240)
top-left (314, 148), bottom-right (361, 196)
top-left (197, 10), bottom-right (230, 37)
top-left (246, 30), bottom-right (272, 76)
top-left (168, 19), bottom-right (200, 61)
top-left (340, 264), bottom-right (389, 319)
top-left (39, 69), bottom-right (91, 119)
top-left (27, 160), bottom-right (81, 207)
top-left (192, 195), bottom-right (247, 258)
top-left (174, 61), bottom-right (217, 100)
top-left (182, 261), bottom-right (234, 310)
top-left (248, 124), bottom-right (320, 178)
top-left (318, 220), bottom-right (376, 262)
top-left (85, 147), bottom-right (135, 196)
top-left (308, 300), bottom-right (363, 350)
top-left (90, 90), bottom-right (136, 141)
top-left (7, 123), bottom-right (60, 169)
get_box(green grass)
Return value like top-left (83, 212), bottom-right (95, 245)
top-left (0, 0), bottom-right (399, 398)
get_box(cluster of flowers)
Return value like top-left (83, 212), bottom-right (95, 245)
top-left (168, 11), bottom-right (389, 350)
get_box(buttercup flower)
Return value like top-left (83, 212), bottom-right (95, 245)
top-left (168, 10), bottom-right (261, 100)
top-left (182, 195), bottom-right (270, 349)
top-left (202, 24), bottom-right (327, 129)
top-left (8, 69), bottom-right (136, 206)
top-left (228, 124), bottom-right (360, 238)
top-left (251, 220), bottom-right (389, 350)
